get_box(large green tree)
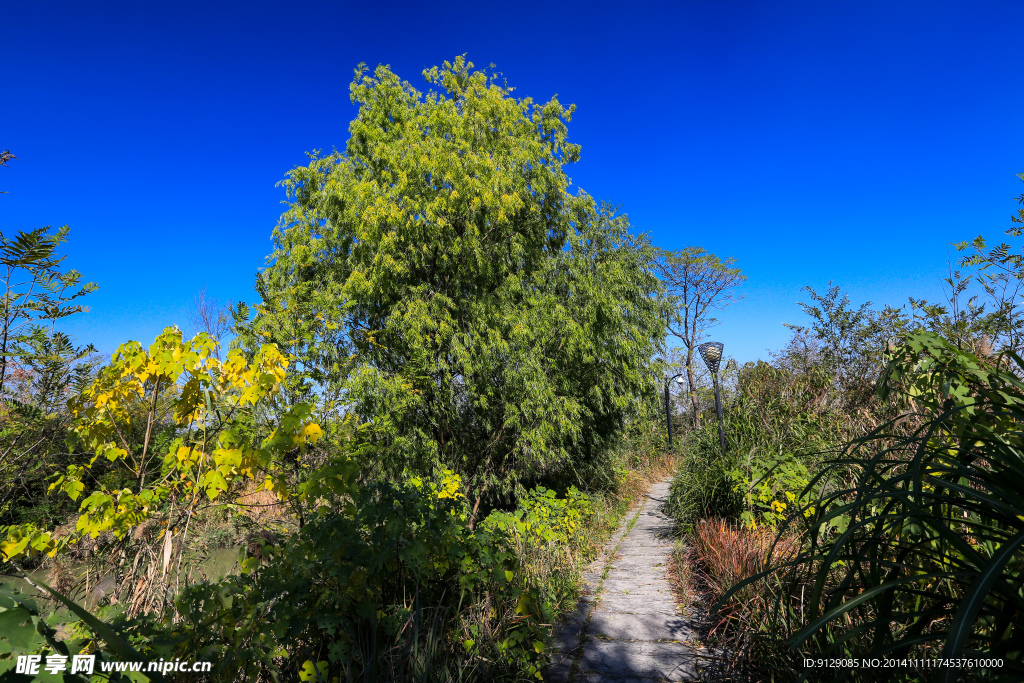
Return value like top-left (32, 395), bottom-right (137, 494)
top-left (0, 149), bottom-right (98, 527)
top-left (237, 57), bottom-right (666, 513)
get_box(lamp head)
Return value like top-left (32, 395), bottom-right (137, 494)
top-left (675, 375), bottom-right (685, 386)
top-left (698, 341), bottom-right (725, 374)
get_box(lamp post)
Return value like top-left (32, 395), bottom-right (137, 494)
top-left (698, 341), bottom-right (727, 455)
top-left (663, 373), bottom-right (685, 451)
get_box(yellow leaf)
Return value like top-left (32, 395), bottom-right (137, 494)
top-left (213, 448), bottom-right (243, 469)
top-left (203, 471), bottom-right (229, 500)
top-left (104, 445), bottom-right (127, 462)
top-left (298, 660), bottom-right (328, 682)
top-left (302, 423), bottom-right (323, 443)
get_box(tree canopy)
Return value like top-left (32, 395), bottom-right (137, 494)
top-left (236, 57), bottom-right (667, 510)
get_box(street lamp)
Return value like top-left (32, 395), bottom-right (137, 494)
top-left (698, 341), bottom-right (727, 455)
top-left (663, 373), bottom-right (685, 451)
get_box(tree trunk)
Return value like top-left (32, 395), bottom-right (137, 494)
top-left (685, 346), bottom-right (700, 429)
top-left (467, 462), bottom-right (493, 530)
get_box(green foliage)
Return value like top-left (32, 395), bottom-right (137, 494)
top-left (0, 578), bottom-right (168, 682)
top-left (0, 585), bottom-right (89, 681)
top-left (0, 171), bottom-right (657, 680)
top-left (666, 424), bottom-right (741, 533)
top-left (0, 225), bottom-right (98, 530)
top-left (667, 355), bottom-right (859, 532)
top-left (1, 326), bottom-right (320, 563)
top-left (0, 225), bottom-right (97, 398)
top-left (662, 175), bottom-right (1024, 682)
top-left (785, 283), bottom-right (909, 405)
top-left (892, 175), bottom-right (1024, 359)
top-left (724, 332), bottom-right (1024, 680)
top-left (483, 486), bottom-right (590, 548)
top-left (237, 56), bottom-right (666, 507)
top-left (57, 472), bottom-right (588, 682)
top-left (729, 454), bottom-right (813, 530)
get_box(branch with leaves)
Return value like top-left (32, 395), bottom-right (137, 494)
top-left (1, 326), bottom-right (322, 615)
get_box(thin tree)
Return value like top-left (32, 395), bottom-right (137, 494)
top-left (656, 247), bottom-right (744, 428)
top-left (188, 286), bottom-right (231, 360)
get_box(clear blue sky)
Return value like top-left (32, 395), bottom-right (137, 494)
top-left (4, 0), bottom-right (1022, 364)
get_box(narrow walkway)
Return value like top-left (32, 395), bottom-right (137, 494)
top-left (547, 479), bottom-right (697, 682)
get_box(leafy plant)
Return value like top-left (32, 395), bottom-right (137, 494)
top-left (0, 225), bottom-right (97, 530)
top-left (114, 472), bottom-right (588, 682)
top-left (0, 226), bottom-right (96, 399)
top-left (729, 453), bottom-right (814, 530)
top-left (1, 326), bottom-right (322, 620)
top-left (785, 283), bottom-right (909, 406)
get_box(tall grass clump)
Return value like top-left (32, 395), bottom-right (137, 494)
top-left (667, 355), bottom-right (862, 533)
top-left (685, 519), bottom-right (802, 677)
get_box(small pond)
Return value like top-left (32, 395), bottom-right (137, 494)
top-left (1, 546), bottom-right (243, 613)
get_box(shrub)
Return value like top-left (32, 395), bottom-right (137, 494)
top-left (0, 471), bottom-right (593, 682)
top-left (666, 424), bottom-right (742, 532)
top-left (667, 353), bottom-right (871, 534)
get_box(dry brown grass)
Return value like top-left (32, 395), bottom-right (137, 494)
top-left (666, 519), bottom-right (808, 679)
top-left (46, 559), bottom-right (79, 598)
top-left (666, 539), bottom-right (694, 611)
top-left (691, 518), bottom-right (797, 603)
top-left (234, 480), bottom-right (290, 521)
top-left (686, 517), bottom-right (802, 656)
top-left (614, 450), bottom-right (678, 505)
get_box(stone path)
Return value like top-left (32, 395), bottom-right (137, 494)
top-left (546, 479), bottom-right (698, 682)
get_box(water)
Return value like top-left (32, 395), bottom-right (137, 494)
top-left (0, 546), bottom-right (243, 613)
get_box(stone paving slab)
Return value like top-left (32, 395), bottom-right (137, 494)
top-left (600, 587), bottom-right (671, 599)
top-left (594, 596), bottom-right (680, 616)
top-left (601, 579), bottom-right (670, 594)
top-left (600, 582), bottom-right (667, 593)
top-left (603, 556), bottom-right (666, 573)
top-left (614, 545), bottom-right (671, 555)
top-left (577, 640), bottom-right (697, 680)
top-left (616, 535), bottom-right (672, 545)
top-left (604, 570), bottom-right (670, 583)
top-left (588, 613), bottom-right (692, 641)
top-left (612, 552), bottom-right (670, 561)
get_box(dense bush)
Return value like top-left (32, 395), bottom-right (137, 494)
top-left (679, 333), bottom-right (1024, 681)
top-left (666, 353), bottom-right (863, 533)
top-left (767, 332), bottom-right (1024, 679)
top-left (1, 468), bottom-right (594, 682)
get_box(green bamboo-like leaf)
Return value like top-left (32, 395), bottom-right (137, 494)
top-left (938, 529), bottom-right (1024, 683)
top-left (20, 574), bottom-right (166, 683)
top-left (790, 573), bottom-right (958, 648)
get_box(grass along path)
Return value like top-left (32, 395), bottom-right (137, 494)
top-left (547, 479), bottom-right (697, 682)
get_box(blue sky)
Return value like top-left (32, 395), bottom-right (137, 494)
top-left (3, 0), bottom-right (1022, 364)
